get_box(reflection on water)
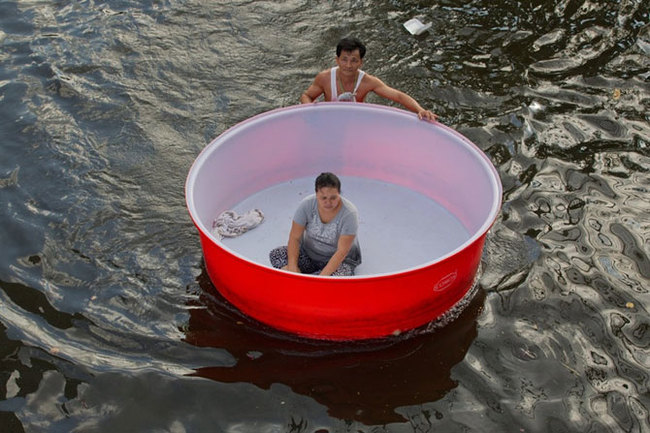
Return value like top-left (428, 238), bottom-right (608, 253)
top-left (185, 271), bottom-right (485, 425)
top-left (1, 0), bottom-right (649, 431)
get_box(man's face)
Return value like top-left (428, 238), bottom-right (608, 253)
top-left (336, 49), bottom-right (362, 75)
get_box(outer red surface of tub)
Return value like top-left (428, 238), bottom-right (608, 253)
top-left (185, 103), bottom-right (502, 340)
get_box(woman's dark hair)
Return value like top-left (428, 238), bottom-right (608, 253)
top-left (336, 37), bottom-right (366, 59)
top-left (315, 172), bottom-right (341, 192)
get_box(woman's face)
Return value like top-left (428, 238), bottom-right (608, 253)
top-left (316, 186), bottom-right (341, 212)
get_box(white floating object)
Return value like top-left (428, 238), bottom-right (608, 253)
top-left (403, 18), bottom-right (431, 35)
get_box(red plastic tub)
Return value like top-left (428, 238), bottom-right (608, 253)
top-left (185, 103), bottom-right (501, 340)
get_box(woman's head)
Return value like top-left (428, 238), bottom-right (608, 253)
top-left (315, 172), bottom-right (341, 192)
top-left (315, 172), bottom-right (342, 212)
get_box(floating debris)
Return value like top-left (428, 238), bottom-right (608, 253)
top-left (403, 18), bottom-right (431, 35)
top-left (246, 351), bottom-right (263, 360)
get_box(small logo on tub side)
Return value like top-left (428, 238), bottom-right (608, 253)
top-left (433, 271), bottom-right (458, 292)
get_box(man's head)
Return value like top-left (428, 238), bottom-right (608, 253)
top-left (336, 37), bottom-right (366, 59)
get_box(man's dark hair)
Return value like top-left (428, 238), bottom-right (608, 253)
top-left (315, 172), bottom-right (341, 192)
top-left (336, 37), bottom-right (366, 59)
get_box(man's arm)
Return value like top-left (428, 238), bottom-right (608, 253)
top-left (300, 71), bottom-right (327, 103)
top-left (371, 77), bottom-right (438, 121)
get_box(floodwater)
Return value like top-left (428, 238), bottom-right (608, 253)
top-left (0, 0), bottom-right (648, 432)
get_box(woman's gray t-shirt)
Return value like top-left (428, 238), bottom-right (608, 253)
top-left (293, 194), bottom-right (362, 266)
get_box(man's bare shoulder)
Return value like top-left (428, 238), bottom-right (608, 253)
top-left (313, 68), bottom-right (332, 84)
top-left (357, 72), bottom-right (387, 97)
top-left (360, 72), bottom-right (385, 89)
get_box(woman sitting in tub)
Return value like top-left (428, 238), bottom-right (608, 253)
top-left (269, 172), bottom-right (361, 276)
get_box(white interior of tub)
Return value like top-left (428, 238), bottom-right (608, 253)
top-left (222, 176), bottom-right (469, 274)
top-left (186, 103), bottom-right (501, 275)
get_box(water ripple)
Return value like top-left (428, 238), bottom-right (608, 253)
top-left (1, 0), bottom-right (649, 431)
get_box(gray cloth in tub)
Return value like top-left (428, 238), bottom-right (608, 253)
top-left (212, 209), bottom-right (264, 239)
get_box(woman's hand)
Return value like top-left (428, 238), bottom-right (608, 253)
top-left (282, 264), bottom-right (301, 273)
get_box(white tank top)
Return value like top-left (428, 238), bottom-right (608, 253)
top-left (330, 66), bottom-right (365, 102)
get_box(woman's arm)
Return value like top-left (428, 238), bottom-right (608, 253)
top-left (283, 221), bottom-right (305, 273)
top-left (319, 234), bottom-right (355, 276)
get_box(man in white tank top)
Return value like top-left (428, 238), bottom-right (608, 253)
top-left (300, 37), bottom-right (438, 121)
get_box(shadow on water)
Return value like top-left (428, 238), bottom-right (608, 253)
top-left (183, 267), bottom-right (485, 425)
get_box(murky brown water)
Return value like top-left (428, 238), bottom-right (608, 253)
top-left (1, 1), bottom-right (649, 431)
